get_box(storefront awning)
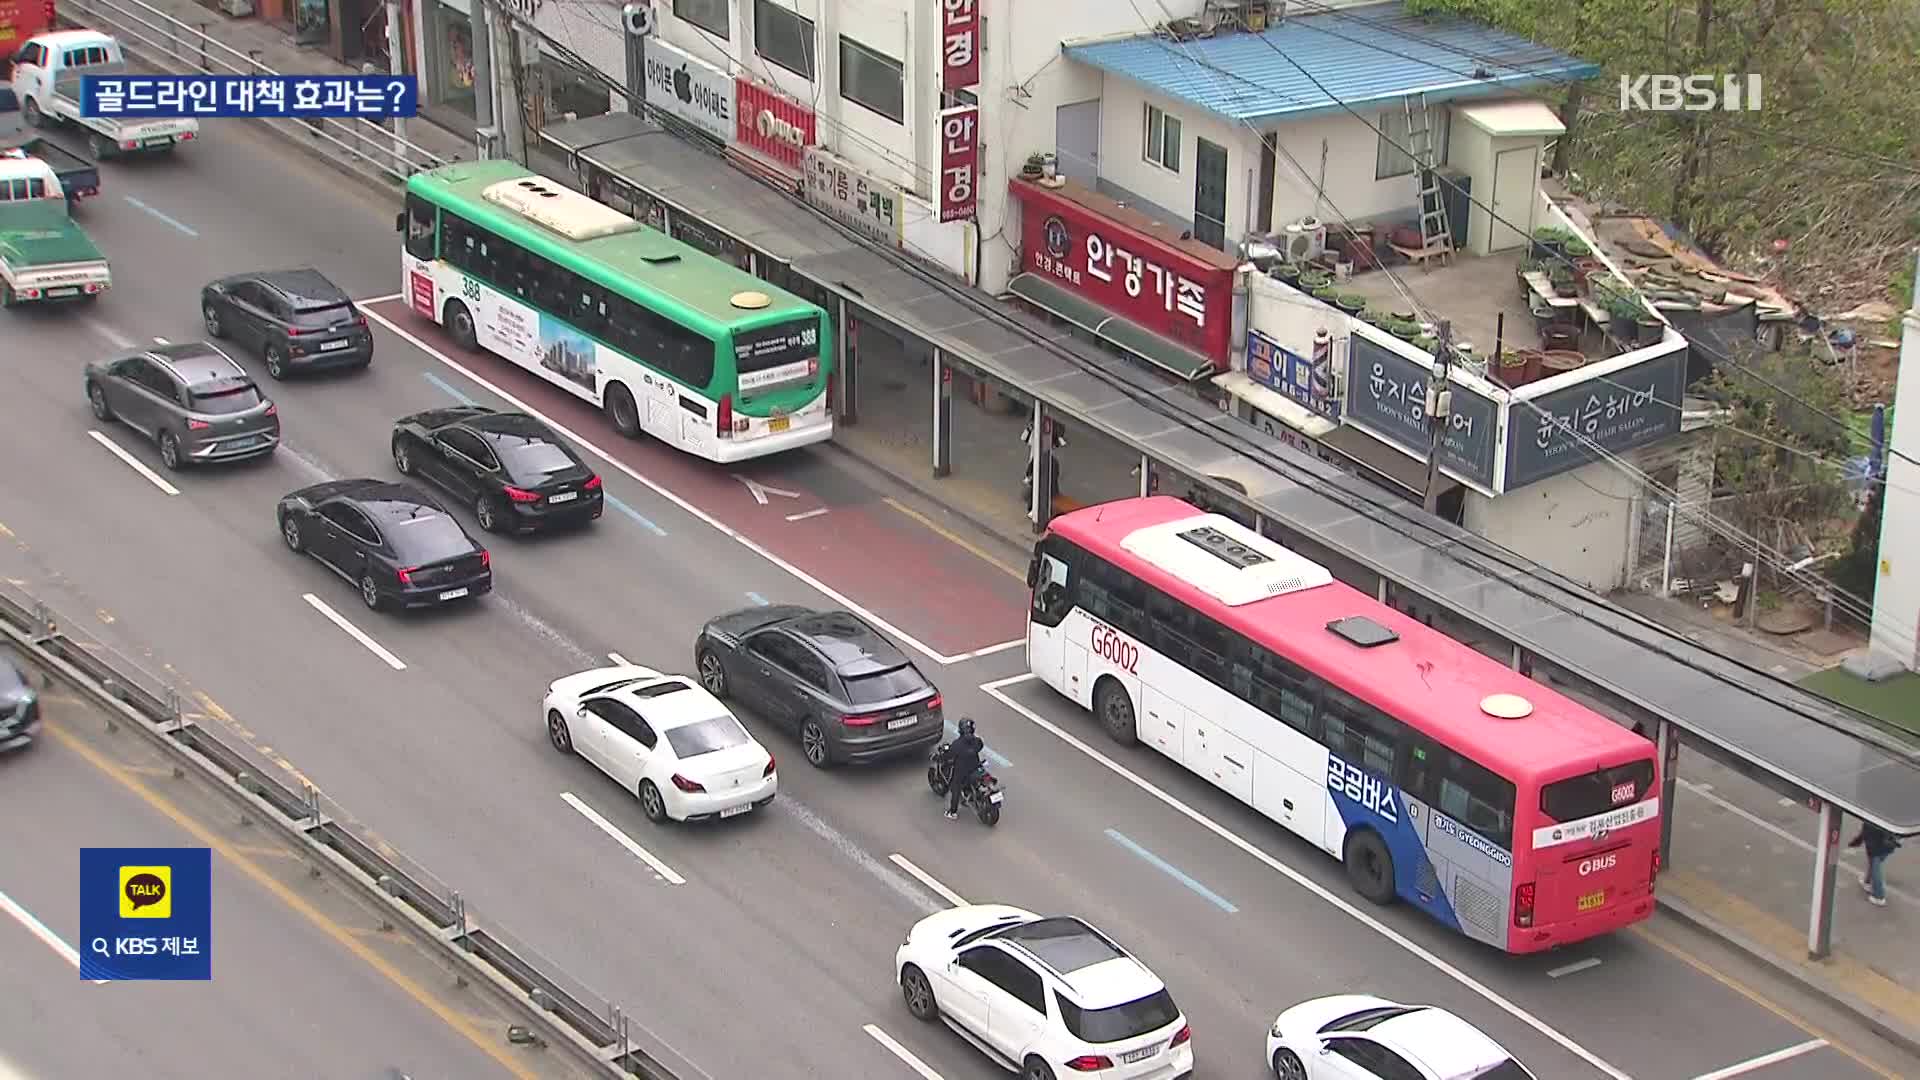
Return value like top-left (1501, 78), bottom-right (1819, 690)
top-left (1005, 273), bottom-right (1216, 383)
top-left (1214, 371), bottom-right (1445, 500)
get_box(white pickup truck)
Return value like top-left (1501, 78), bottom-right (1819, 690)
top-left (9, 30), bottom-right (199, 159)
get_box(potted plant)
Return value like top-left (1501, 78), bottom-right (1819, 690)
top-left (1496, 349), bottom-right (1529, 388)
top-left (1311, 283), bottom-right (1340, 303)
top-left (1335, 292), bottom-right (1368, 315)
top-left (1563, 236), bottom-right (1592, 258)
top-left (1020, 153), bottom-right (1046, 179)
top-left (1636, 312), bottom-right (1665, 345)
top-left (1361, 309), bottom-right (1388, 328)
top-left (1271, 262), bottom-right (1302, 285)
top-left (1299, 270), bottom-right (1331, 292)
top-left (1388, 319), bottom-right (1420, 341)
top-left (1531, 225), bottom-right (1573, 262)
top-left (1548, 264), bottom-right (1577, 298)
top-left (1412, 333), bottom-right (1438, 354)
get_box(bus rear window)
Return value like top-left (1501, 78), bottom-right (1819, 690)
top-left (732, 318), bottom-right (821, 389)
top-left (1540, 760), bottom-right (1655, 823)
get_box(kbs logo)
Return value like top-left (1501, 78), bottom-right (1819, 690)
top-left (1610, 781), bottom-right (1638, 806)
top-left (1579, 853), bottom-right (1619, 876)
top-left (1089, 623), bottom-right (1138, 674)
top-left (1618, 74), bottom-right (1762, 112)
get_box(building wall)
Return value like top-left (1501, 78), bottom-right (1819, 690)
top-left (1869, 263), bottom-right (1920, 669)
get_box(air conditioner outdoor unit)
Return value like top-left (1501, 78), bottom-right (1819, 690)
top-left (1282, 220), bottom-right (1325, 262)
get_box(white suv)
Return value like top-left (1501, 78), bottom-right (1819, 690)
top-left (895, 904), bottom-right (1194, 1080)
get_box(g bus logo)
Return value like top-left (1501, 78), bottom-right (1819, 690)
top-left (1579, 853), bottom-right (1619, 876)
top-left (1089, 623), bottom-right (1139, 674)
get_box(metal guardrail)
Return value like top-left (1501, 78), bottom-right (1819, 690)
top-left (0, 579), bottom-right (700, 1080)
top-left (57, 0), bottom-right (447, 184)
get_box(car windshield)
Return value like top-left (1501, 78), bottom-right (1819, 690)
top-left (291, 303), bottom-right (355, 329)
top-left (0, 655), bottom-right (29, 697)
top-left (842, 664), bottom-right (928, 706)
top-left (497, 439), bottom-right (576, 478)
top-left (190, 384), bottom-right (263, 415)
top-left (664, 716), bottom-right (750, 758)
top-left (1054, 989), bottom-right (1180, 1045)
top-left (386, 514), bottom-right (472, 563)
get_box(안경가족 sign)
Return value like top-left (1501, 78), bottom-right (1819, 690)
top-left (80, 75), bottom-right (418, 118)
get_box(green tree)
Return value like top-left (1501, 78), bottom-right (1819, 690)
top-left (1831, 476), bottom-right (1884, 604)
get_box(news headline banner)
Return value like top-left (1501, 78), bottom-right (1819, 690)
top-left (79, 847), bottom-right (212, 980)
top-left (79, 75), bottom-right (418, 119)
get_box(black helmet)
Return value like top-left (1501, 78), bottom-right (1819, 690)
top-left (957, 717), bottom-right (977, 737)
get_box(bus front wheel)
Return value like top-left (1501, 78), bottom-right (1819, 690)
top-left (1093, 678), bottom-right (1138, 747)
top-left (605, 384), bottom-right (641, 438)
top-left (443, 299), bottom-right (479, 351)
top-left (1343, 829), bottom-right (1397, 905)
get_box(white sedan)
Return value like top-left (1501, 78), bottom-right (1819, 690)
top-left (544, 664), bottom-right (776, 823)
top-left (1267, 995), bottom-right (1535, 1080)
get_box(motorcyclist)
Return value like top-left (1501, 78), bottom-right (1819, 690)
top-left (943, 717), bottom-right (986, 820)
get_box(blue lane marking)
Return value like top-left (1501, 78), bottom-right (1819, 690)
top-left (421, 371), bottom-right (477, 405)
top-left (605, 495), bottom-right (666, 536)
top-left (945, 719), bottom-right (1011, 768)
top-left (1104, 829), bottom-right (1238, 913)
top-left (123, 195), bottom-right (198, 237)
top-left (746, 591), bottom-right (769, 606)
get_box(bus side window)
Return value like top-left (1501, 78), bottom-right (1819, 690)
top-left (1322, 687), bottom-right (1405, 777)
top-left (1081, 557), bottom-right (1148, 641)
top-left (404, 194), bottom-right (437, 261)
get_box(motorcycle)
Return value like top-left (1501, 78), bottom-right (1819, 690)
top-left (927, 743), bottom-right (1004, 826)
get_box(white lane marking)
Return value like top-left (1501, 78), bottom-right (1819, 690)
top-left (979, 680), bottom-right (1631, 1080)
top-left (888, 854), bottom-right (966, 908)
top-left (560, 792), bottom-right (686, 885)
top-left (0, 888), bottom-right (106, 983)
top-left (735, 476), bottom-right (801, 505)
top-left (785, 508), bottom-right (830, 522)
top-left (299, 593), bottom-right (407, 671)
top-left (862, 1025), bottom-right (945, 1080)
top-left (1689, 1039), bottom-right (1828, 1079)
top-left (943, 639), bottom-right (1025, 663)
top-left (152, 337), bottom-right (169, 345)
top-left (1678, 778), bottom-right (1916, 906)
top-left (360, 306), bottom-right (968, 666)
top-left (1547, 958), bottom-right (1602, 978)
top-left (607, 652), bottom-right (630, 666)
top-left (86, 430), bottom-right (181, 496)
top-left (354, 293), bottom-right (405, 305)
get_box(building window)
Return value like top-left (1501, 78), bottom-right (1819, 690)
top-left (839, 36), bottom-right (904, 124)
top-left (754, 0), bottom-right (815, 79)
top-left (1376, 106), bottom-right (1450, 179)
top-left (1143, 103), bottom-right (1181, 171)
top-left (674, 0), bottom-right (730, 39)
top-left (940, 87), bottom-right (978, 110)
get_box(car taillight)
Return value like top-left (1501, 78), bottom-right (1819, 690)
top-left (504, 486), bottom-right (541, 503)
top-left (263, 402), bottom-right (277, 416)
top-left (925, 694), bottom-right (943, 713)
top-left (479, 550), bottom-right (491, 568)
top-left (355, 314), bottom-right (368, 327)
top-left (1064, 1057), bottom-right (1113, 1072)
top-left (1651, 846), bottom-right (1662, 882)
top-left (1514, 882), bottom-right (1536, 928)
top-left (763, 756), bottom-right (776, 777)
top-left (842, 713), bottom-right (884, 727)
top-left (287, 325), bottom-right (304, 336)
top-left (120, 140), bottom-right (136, 151)
top-left (186, 419), bottom-right (211, 430)
top-left (716, 393), bottom-right (732, 438)
top-left (583, 474), bottom-right (603, 490)
top-left (178, 132), bottom-right (194, 141)
top-left (671, 773), bottom-right (705, 793)
top-left (397, 566), bottom-right (416, 585)
top-left (1170, 1023), bottom-right (1191, 1047)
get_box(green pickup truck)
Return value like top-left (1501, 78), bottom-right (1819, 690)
top-left (0, 198), bottom-right (111, 307)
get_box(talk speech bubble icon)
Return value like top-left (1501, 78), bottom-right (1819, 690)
top-left (119, 866), bottom-right (171, 918)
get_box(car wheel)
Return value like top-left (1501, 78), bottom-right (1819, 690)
top-left (977, 803), bottom-right (1001, 827)
top-left (1272, 1048), bottom-right (1307, 1080)
top-left (444, 300), bottom-right (479, 351)
top-left (359, 573), bottom-right (386, 613)
top-left (1022, 1057), bottom-right (1056, 1080)
top-left (1343, 829), bottom-right (1397, 905)
top-left (280, 512), bottom-right (305, 553)
top-left (475, 493), bottom-right (503, 533)
top-left (800, 719), bottom-right (833, 769)
top-left (158, 432), bottom-right (183, 471)
top-left (89, 131), bottom-right (115, 160)
top-left (1094, 678), bottom-right (1139, 746)
top-left (202, 303), bottom-right (224, 338)
top-left (899, 964), bottom-right (938, 1022)
top-left (264, 345), bottom-right (288, 380)
top-left (696, 647), bottom-right (728, 697)
top-left (638, 780), bottom-right (669, 824)
top-left (88, 382), bottom-right (112, 420)
top-left (546, 709), bottom-right (572, 754)
top-left (392, 437), bottom-right (414, 475)
top-left (604, 384), bottom-right (641, 438)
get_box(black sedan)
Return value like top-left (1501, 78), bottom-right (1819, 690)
top-left (694, 605), bottom-right (944, 768)
top-left (276, 479), bottom-right (492, 613)
top-left (201, 268), bottom-right (374, 379)
top-left (390, 406), bottom-right (603, 534)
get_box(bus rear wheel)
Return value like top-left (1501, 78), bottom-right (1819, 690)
top-left (605, 384), bottom-right (641, 438)
top-left (1343, 829), bottom-right (1397, 905)
top-left (443, 299), bottom-right (479, 351)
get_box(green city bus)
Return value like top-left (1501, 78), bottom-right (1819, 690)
top-left (398, 160), bottom-right (832, 461)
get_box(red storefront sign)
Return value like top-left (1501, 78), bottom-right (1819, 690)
top-left (940, 0), bottom-right (980, 92)
top-left (1011, 181), bottom-right (1234, 363)
top-left (734, 78), bottom-right (816, 175)
top-left (938, 105), bottom-right (978, 222)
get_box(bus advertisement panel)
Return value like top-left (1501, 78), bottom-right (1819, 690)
top-left (1026, 496), bottom-right (1660, 953)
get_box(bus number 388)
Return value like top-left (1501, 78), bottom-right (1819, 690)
top-left (1091, 624), bottom-right (1139, 674)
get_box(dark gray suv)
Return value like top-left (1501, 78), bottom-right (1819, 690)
top-left (84, 343), bottom-right (281, 470)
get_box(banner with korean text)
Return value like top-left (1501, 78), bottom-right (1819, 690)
top-left (938, 105), bottom-right (979, 222)
top-left (80, 74), bottom-right (416, 118)
top-left (79, 847), bottom-right (212, 980)
top-left (940, 0), bottom-right (980, 92)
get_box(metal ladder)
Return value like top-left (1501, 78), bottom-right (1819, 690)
top-left (1403, 93), bottom-right (1453, 261)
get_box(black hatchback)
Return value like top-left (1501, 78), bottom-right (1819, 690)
top-left (276, 479), bottom-right (492, 613)
top-left (201, 268), bottom-right (374, 379)
top-left (390, 406), bottom-right (604, 534)
top-left (694, 605), bottom-right (944, 768)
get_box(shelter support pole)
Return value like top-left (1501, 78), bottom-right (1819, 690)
top-left (1657, 720), bottom-right (1679, 873)
top-left (1809, 802), bottom-right (1840, 960)
top-left (1031, 401), bottom-right (1055, 533)
top-left (837, 300), bottom-right (858, 425)
top-left (932, 349), bottom-right (952, 478)
top-left (1138, 454), bottom-right (1151, 497)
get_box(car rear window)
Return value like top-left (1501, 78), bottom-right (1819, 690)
top-left (498, 439), bottom-right (576, 478)
top-left (1466, 1060), bottom-right (1535, 1080)
top-left (190, 384), bottom-right (263, 414)
top-left (1054, 989), bottom-right (1180, 1045)
top-left (387, 514), bottom-right (472, 563)
top-left (663, 716), bottom-right (750, 758)
top-left (1540, 759), bottom-right (1656, 823)
top-left (842, 664), bottom-right (929, 706)
top-left (292, 303), bottom-right (355, 329)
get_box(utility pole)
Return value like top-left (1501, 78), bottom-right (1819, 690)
top-left (1422, 319), bottom-right (1454, 515)
top-left (496, 5), bottom-right (528, 163)
top-left (471, 0), bottom-right (495, 158)
top-left (383, 0), bottom-right (408, 172)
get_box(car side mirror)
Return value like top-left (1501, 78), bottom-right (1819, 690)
top-left (575, 707), bottom-right (589, 720)
top-left (1025, 555), bottom-right (1040, 590)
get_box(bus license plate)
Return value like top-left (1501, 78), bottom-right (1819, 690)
top-left (886, 716), bottom-right (915, 730)
top-left (547, 491), bottom-right (577, 503)
top-left (438, 588), bottom-right (469, 601)
top-left (321, 340), bottom-right (351, 351)
top-left (1578, 890), bottom-right (1606, 912)
top-left (768, 417), bottom-right (790, 433)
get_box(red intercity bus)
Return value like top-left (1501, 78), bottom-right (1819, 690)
top-left (0, 1), bottom-right (58, 78)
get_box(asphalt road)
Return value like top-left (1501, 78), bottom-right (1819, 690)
top-left (0, 675), bottom-right (578, 1080)
top-left (0, 117), bottom-right (1912, 1080)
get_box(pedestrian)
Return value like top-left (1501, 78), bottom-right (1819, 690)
top-left (1848, 821), bottom-right (1901, 906)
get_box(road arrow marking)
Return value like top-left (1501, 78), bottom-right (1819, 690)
top-left (735, 476), bottom-right (802, 505)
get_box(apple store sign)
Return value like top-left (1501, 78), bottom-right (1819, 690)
top-left (643, 38), bottom-right (735, 145)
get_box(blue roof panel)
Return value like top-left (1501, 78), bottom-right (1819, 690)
top-left (1063, 1), bottom-right (1599, 124)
